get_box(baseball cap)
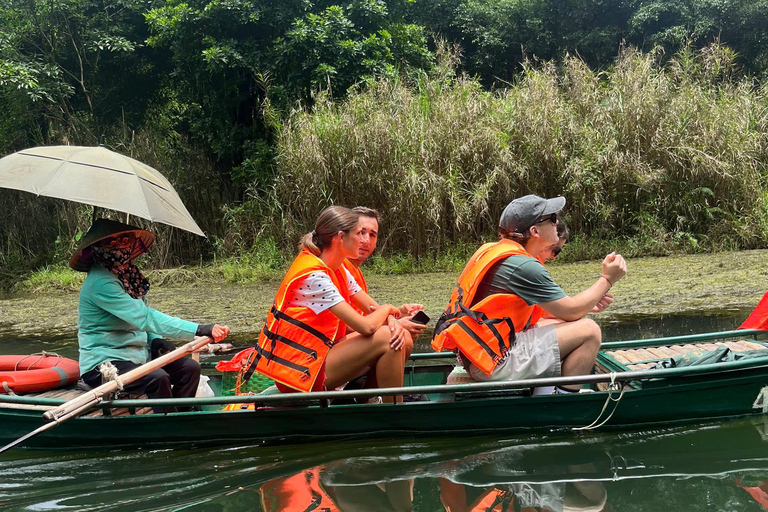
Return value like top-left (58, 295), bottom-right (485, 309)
top-left (499, 194), bottom-right (566, 233)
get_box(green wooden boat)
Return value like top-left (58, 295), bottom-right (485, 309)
top-left (1, 329), bottom-right (768, 450)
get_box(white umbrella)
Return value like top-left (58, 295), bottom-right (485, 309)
top-left (0, 145), bottom-right (204, 236)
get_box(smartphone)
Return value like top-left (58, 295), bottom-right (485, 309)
top-left (411, 310), bottom-right (430, 325)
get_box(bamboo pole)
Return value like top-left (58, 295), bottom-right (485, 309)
top-left (42, 336), bottom-right (212, 422)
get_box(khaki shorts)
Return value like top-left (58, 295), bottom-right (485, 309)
top-left (468, 324), bottom-right (561, 381)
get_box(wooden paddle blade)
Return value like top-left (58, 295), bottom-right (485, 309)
top-left (739, 291), bottom-right (768, 330)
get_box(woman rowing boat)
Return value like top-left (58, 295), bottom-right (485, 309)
top-left (70, 219), bottom-right (230, 412)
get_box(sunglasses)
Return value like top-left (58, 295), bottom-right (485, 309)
top-left (535, 213), bottom-right (558, 225)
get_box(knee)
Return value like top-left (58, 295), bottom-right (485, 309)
top-left (404, 333), bottom-right (414, 357)
top-left (579, 318), bottom-right (602, 347)
top-left (145, 369), bottom-right (171, 395)
top-left (148, 368), bottom-right (171, 384)
top-left (371, 325), bottom-right (394, 351)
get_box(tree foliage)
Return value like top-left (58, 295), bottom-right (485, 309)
top-left (2, 0), bottom-right (768, 269)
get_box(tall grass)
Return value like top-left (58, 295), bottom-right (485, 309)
top-left (245, 43), bottom-right (768, 259)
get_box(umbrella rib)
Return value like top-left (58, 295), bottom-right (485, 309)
top-left (18, 152), bottom-right (172, 192)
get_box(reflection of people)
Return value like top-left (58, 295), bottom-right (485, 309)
top-left (259, 468), bottom-right (340, 511)
top-left (70, 219), bottom-right (230, 412)
top-left (259, 466), bottom-right (414, 512)
top-left (736, 478), bottom-right (768, 510)
top-left (330, 479), bottom-right (414, 512)
top-left (439, 478), bottom-right (608, 512)
top-left (433, 195), bottom-right (626, 392)
top-left (252, 206), bottom-right (408, 401)
top-left (343, 207), bottom-right (427, 341)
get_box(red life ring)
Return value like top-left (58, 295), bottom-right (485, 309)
top-left (0, 354), bottom-right (80, 394)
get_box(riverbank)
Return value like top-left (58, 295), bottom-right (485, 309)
top-left (1, 250), bottom-right (766, 339)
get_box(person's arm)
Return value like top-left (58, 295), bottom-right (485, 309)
top-left (539, 252), bottom-right (626, 321)
top-left (398, 303), bottom-right (424, 316)
top-left (350, 291), bottom-right (418, 345)
top-left (350, 290), bottom-right (379, 314)
top-left (90, 278), bottom-right (229, 341)
top-left (330, 300), bottom-right (400, 337)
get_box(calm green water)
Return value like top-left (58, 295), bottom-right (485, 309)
top-left (1, 313), bottom-right (767, 512)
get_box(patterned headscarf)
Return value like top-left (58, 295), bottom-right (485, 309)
top-left (88, 242), bottom-right (150, 299)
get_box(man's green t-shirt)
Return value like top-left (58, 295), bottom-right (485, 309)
top-left (472, 255), bottom-right (566, 307)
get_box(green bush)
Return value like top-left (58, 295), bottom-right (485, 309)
top-left (243, 43), bottom-right (768, 258)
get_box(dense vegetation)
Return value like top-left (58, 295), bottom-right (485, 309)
top-left (2, 0), bottom-right (768, 276)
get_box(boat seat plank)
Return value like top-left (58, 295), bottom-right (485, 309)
top-left (724, 341), bottom-right (752, 352)
top-left (741, 341), bottom-right (768, 351)
top-left (644, 347), bottom-right (669, 359)
top-left (608, 351), bottom-right (631, 364)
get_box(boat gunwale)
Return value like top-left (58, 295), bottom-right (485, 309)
top-left (2, 355), bottom-right (768, 410)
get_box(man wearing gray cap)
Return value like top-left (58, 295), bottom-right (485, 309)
top-left (432, 194), bottom-right (626, 393)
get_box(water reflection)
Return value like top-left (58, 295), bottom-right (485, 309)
top-left (2, 417), bottom-right (767, 511)
top-left (2, 312), bottom-right (768, 511)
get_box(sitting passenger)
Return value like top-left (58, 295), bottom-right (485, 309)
top-left (71, 219), bottom-right (230, 412)
top-left (343, 206), bottom-right (427, 343)
top-left (432, 195), bottom-right (627, 393)
top-left (252, 206), bottom-right (409, 402)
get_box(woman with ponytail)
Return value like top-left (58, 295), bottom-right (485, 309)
top-left (252, 206), bottom-right (410, 402)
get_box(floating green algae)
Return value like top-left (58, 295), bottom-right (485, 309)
top-left (1, 250), bottom-right (767, 338)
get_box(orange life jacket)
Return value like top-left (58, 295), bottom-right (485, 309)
top-left (342, 259), bottom-right (368, 315)
top-left (470, 488), bottom-right (515, 512)
top-left (247, 250), bottom-right (350, 392)
top-left (431, 239), bottom-right (543, 376)
top-left (259, 469), bottom-right (340, 512)
top-left (342, 259), bottom-right (368, 293)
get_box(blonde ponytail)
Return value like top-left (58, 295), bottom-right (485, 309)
top-left (298, 230), bottom-right (320, 255)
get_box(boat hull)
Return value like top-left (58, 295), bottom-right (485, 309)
top-left (1, 361), bottom-right (766, 450)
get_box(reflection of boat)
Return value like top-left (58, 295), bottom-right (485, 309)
top-left (1, 329), bottom-right (768, 449)
top-left (257, 418), bottom-right (768, 512)
top-left (2, 417), bottom-right (767, 511)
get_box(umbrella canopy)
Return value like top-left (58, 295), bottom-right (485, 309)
top-left (0, 145), bottom-right (204, 236)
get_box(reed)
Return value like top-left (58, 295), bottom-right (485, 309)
top-left (248, 43), bottom-right (768, 258)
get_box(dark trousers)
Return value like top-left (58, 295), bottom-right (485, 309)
top-left (82, 357), bottom-right (201, 413)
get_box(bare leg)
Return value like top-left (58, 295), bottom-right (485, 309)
top-left (553, 318), bottom-right (601, 391)
top-left (325, 326), bottom-right (406, 402)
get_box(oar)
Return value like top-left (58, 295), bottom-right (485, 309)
top-left (0, 335), bottom-right (213, 454)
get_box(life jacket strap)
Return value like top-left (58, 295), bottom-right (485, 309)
top-left (435, 286), bottom-right (517, 354)
top-left (271, 305), bottom-right (334, 348)
top-left (243, 344), bottom-right (312, 383)
top-left (455, 321), bottom-right (503, 364)
top-left (261, 324), bottom-right (318, 361)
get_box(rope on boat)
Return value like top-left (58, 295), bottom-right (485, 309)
top-left (13, 351), bottom-right (62, 371)
top-left (2, 382), bottom-right (17, 395)
top-left (572, 372), bottom-right (626, 432)
top-left (98, 361), bottom-right (124, 391)
top-left (754, 386), bottom-right (768, 414)
top-left (608, 452), bottom-right (628, 481)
